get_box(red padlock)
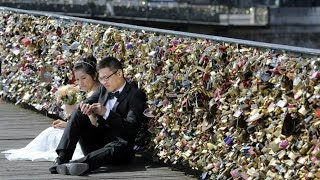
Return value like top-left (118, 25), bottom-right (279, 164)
top-left (316, 109), bottom-right (320, 118)
top-left (21, 37), bottom-right (31, 47)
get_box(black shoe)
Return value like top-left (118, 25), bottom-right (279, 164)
top-left (56, 163), bottom-right (89, 176)
top-left (49, 157), bottom-right (69, 174)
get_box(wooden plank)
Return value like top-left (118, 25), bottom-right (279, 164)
top-left (0, 100), bottom-right (197, 179)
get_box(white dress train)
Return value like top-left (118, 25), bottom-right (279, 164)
top-left (1, 127), bottom-right (84, 161)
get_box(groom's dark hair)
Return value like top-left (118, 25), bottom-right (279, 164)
top-left (97, 56), bottom-right (123, 71)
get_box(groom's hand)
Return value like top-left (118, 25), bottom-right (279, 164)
top-left (79, 102), bottom-right (93, 116)
top-left (91, 103), bottom-right (107, 116)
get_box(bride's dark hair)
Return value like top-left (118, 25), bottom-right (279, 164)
top-left (73, 55), bottom-right (97, 80)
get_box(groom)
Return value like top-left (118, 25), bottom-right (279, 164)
top-left (49, 56), bottom-right (147, 175)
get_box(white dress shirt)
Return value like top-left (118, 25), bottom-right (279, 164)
top-left (103, 82), bottom-right (126, 120)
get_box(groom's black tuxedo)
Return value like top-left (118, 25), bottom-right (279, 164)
top-left (87, 82), bottom-right (147, 148)
top-left (56, 82), bottom-right (147, 171)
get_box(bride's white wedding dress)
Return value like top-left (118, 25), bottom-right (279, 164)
top-left (1, 89), bottom-right (96, 162)
top-left (1, 126), bottom-right (84, 161)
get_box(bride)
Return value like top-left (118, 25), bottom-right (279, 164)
top-left (1, 56), bottom-right (100, 162)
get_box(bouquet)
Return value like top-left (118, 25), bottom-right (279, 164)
top-left (55, 84), bottom-right (79, 105)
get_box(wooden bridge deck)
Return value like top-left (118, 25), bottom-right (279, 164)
top-left (0, 100), bottom-right (197, 180)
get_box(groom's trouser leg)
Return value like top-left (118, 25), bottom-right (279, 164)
top-left (56, 108), bottom-right (102, 161)
top-left (74, 141), bottom-right (135, 171)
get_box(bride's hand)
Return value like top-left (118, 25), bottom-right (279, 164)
top-left (52, 119), bottom-right (67, 128)
top-left (79, 102), bottom-right (94, 116)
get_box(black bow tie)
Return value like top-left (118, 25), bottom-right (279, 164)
top-left (108, 91), bottom-right (120, 99)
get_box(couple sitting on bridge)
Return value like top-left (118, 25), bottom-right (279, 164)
top-left (2, 56), bottom-right (148, 176)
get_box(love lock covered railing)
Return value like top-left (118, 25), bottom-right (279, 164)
top-left (0, 6), bottom-right (320, 179)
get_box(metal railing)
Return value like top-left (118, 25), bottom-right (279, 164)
top-left (0, 6), bottom-right (319, 55)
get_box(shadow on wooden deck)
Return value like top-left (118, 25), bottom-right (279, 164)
top-left (0, 100), bottom-right (199, 179)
